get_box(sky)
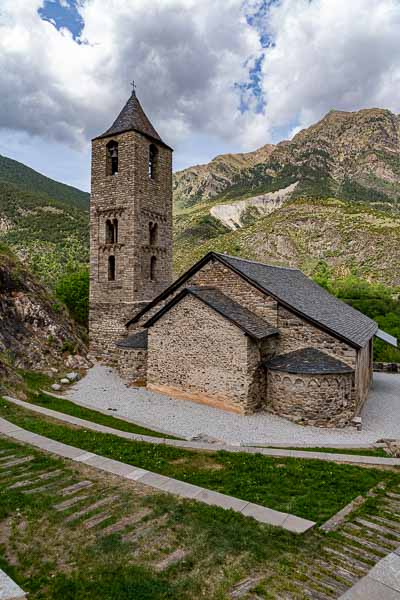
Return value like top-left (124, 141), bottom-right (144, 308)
top-left (1, 0), bottom-right (400, 192)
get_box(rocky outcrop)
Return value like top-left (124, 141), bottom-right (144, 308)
top-left (0, 248), bottom-right (87, 387)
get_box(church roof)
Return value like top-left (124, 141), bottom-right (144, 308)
top-left (144, 287), bottom-right (279, 341)
top-left (264, 347), bottom-right (354, 375)
top-left (127, 252), bottom-right (378, 349)
top-left (93, 91), bottom-right (172, 150)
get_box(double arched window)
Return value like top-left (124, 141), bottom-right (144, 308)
top-left (106, 141), bottom-right (119, 176)
top-left (106, 219), bottom-right (118, 244)
top-left (148, 144), bottom-right (157, 179)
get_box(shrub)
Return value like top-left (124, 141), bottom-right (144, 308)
top-left (56, 269), bottom-right (89, 328)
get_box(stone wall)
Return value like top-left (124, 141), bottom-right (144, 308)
top-left (147, 294), bottom-right (265, 413)
top-left (374, 362), bottom-right (400, 373)
top-left (267, 369), bottom-right (354, 427)
top-left (90, 126), bottom-right (173, 357)
top-left (115, 348), bottom-right (147, 383)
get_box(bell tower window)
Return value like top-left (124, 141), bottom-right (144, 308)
top-left (106, 141), bottom-right (119, 176)
top-left (105, 219), bottom-right (118, 244)
top-left (150, 256), bottom-right (157, 281)
top-left (108, 255), bottom-right (116, 281)
top-left (148, 144), bottom-right (157, 179)
top-left (149, 222), bottom-right (158, 246)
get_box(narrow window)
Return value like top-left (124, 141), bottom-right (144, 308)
top-left (108, 255), bottom-right (116, 281)
top-left (149, 222), bottom-right (158, 246)
top-left (150, 256), bottom-right (157, 281)
top-left (106, 141), bottom-right (119, 176)
top-left (148, 144), bottom-right (157, 179)
top-left (106, 219), bottom-right (114, 244)
top-left (113, 218), bottom-right (119, 243)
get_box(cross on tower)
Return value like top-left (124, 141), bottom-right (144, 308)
top-left (131, 80), bottom-right (136, 94)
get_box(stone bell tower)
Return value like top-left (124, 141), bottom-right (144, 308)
top-left (89, 87), bottom-right (173, 359)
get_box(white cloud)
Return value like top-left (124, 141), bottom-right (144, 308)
top-left (1, 0), bottom-right (400, 188)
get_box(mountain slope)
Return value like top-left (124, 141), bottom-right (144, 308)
top-left (0, 154), bottom-right (89, 210)
top-left (0, 245), bottom-right (87, 391)
top-left (174, 108), bottom-right (400, 211)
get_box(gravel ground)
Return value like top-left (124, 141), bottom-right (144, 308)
top-left (64, 365), bottom-right (400, 446)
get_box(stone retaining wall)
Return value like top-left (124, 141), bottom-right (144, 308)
top-left (374, 362), bottom-right (400, 373)
top-left (267, 369), bottom-right (354, 428)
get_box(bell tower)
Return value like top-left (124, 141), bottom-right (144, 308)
top-left (89, 88), bottom-right (173, 359)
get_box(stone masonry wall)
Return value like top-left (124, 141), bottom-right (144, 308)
top-left (147, 294), bottom-right (263, 413)
top-left (115, 348), bottom-right (147, 383)
top-left (90, 125), bottom-right (173, 359)
top-left (267, 370), bottom-right (354, 427)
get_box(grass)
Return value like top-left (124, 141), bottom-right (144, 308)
top-left (270, 446), bottom-right (389, 458)
top-left (1, 398), bottom-right (398, 525)
top-left (0, 436), bottom-right (306, 600)
top-left (19, 369), bottom-right (179, 440)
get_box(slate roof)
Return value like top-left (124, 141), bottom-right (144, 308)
top-left (264, 347), bottom-right (354, 375)
top-left (218, 254), bottom-right (378, 348)
top-left (94, 92), bottom-right (172, 150)
top-left (116, 330), bottom-right (148, 349)
top-left (144, 287), bottom-right (279, 341)
top-left (126, 252), bottom-right (378, 349)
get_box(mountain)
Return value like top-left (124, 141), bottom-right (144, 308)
top-left (0, 154), bottom-right (89, 285)
top-left (0, 244), bottom-right (87, 392)
top-left (173, 108), bottom-right (400, 286)
top-left (0, 154), bottom-right (89, 210)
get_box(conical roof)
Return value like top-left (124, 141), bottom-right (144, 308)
top-left (94, 91), bottom-right (172, 149)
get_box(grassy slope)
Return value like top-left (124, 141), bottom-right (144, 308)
top-left (0, 153), bottom-right (89, 210)
top-left (173, 196), bottom-right (400, 285)
top-left (0, 398), bottom-right (396, 524)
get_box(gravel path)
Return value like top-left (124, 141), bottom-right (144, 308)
top-left (64, 365), bottom-right (400, 446)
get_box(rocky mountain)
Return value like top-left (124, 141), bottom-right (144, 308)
top-left (0, 245), bottom-right (87, 392)
top-left (173, 108), bottom-right (400, 286)
top-left (174, 108), bottom-right (400, 210)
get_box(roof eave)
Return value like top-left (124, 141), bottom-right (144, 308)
top-left (92, 127), bottom-right (174, 151)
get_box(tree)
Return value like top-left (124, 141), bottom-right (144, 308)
top-left (55, 269), bottom-right (89, 328)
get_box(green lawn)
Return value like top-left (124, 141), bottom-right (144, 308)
top-left (1, 398), bottom-right (397, 525)
top-left (271, 446), bottom-right (388, 458)
top-left (22, 391), bottom-right (179, 440)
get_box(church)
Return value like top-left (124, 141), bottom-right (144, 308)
top-left (89, 89), bottom-right (394, 428)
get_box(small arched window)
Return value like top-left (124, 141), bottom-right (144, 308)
top-left (108, 255), bottom-right (116, 281)
top-left (113, 218), bottom-right (119, 244)
top-left (149, 222), bottom-right (158, 246)
top-left (148, 144), bottom-right (157, 179)
top-left (106, 219), bottom-right (114, 244)
top-left (106, 141), bottom-right (119, 176)
top-left (150, 256), bottom-right (157, 281)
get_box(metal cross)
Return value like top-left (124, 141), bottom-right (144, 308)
top-left (131, 80), bottom-right (136, 94)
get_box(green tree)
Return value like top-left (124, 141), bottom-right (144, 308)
top-left (55, 269), bottom-right (89, 328)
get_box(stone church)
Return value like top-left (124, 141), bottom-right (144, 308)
top-left (89, 90), bottom-right (394, 428)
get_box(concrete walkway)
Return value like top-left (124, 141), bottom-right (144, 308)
top-left (6, 396), bottom-right (400, 468)
top-left (340, 547), bottom-right (400, 599)
top-left (0, 416), bottom-right (315, 534)
top-left (64, 365), bottom-right (400, 446)
top-left (0, 568), bottom-right (26, 600)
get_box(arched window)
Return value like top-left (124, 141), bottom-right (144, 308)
top-left (150, 256), bottom-right (157, 281)
top-left (106, 219), bottom-right (114, 244)
top-left (148, 144), bottom-right (157, 179)
top-left (108, 255), bottom-right (116, 281)
top-left (149, 222), bottom-right (158, 246)
top-left (113, 218), bottom-right (119, 244)
top-left (106, 141), bottom-right (119, 176)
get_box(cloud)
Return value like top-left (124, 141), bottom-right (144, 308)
top-left (1, 0), bottom-right (400, 186)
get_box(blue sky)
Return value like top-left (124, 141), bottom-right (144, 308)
top-left (1, 0), bottom-right (399, 192)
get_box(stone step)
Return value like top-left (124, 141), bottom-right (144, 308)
top-left (53, 494), bottom-right (90, 511)
top-left (65, 495), bottom-right (119, 523)
top-left (82, 511), bottom-right (112, 529)
top-left (7, 469), bottom-right (64, 490)
top-left (323, 545), bottom-right (373, 570)
top-left (101, 510), bottom-right (151, 536)
top-left (154, 549), bottom-right (187, 572)
top-left (0, 453), bottom-right (17, 462)
top-left (386, 491), bottom-right (400, 501)
top-left (328, 538), bottom-right (379, 564)
top-left (305, 570), bottom-right (347, 595)
top-left (0, 456), bottom-right (34, 469)
top-left (292, 581), bottom-right (332, 600)
top-left (368, 514), bottom-right (400, 531)
top-left (229, 576), bottom-right (264, 599)
top-left (313, 559), bottom-right (359, 585)
top-left (22, 482), bottom-right (62, 495)
top-left (337, 531), bottom-right (389, 557)
top-left (60, 481), bottom-right (93, 496)
top-left (345, 522), bottom-right (399, 549)
top-left (354, 517), bottom-right (400, 540)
